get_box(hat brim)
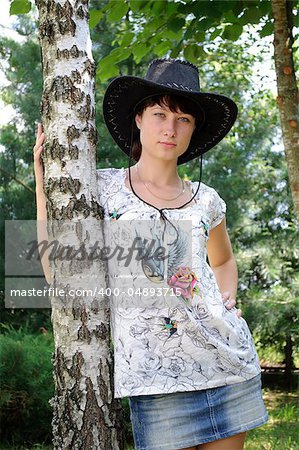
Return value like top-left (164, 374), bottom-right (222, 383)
top-left (103, 76), bottom-right (238, 165)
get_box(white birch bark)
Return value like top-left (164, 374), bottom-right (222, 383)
top-left (35, 0), bottom-right (124, 448)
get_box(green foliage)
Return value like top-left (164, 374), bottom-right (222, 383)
top-left (10, 0), bottom-right (32, 16)
top-left (0, 21), bottom-right (50, 329)
top-left (0, 327), bottom-right (54, 445)
top-left (245, 389), bottom-right (298, 450)
top-left (87, 0), bottom-right (277, 81)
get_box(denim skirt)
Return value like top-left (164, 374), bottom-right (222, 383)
top-left (129, 374), bottom-right (268, 450)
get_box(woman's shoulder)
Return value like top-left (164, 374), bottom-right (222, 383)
top-left (191, 180), bottom-right (223, 201)
top-left (192, 181), bottom-right (226, 228)
top-left (96, 166), bottom-right (122, 178)
top-left (96, 166), bottom-right (123, 186)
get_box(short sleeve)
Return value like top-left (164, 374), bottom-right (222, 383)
top-left (209, 189), bottom-right (227, 229)
top-left (96, 168), bottom-right (114, 217)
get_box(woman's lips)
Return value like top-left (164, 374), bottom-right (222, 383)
top-left (159, 141), bottom-right (177, 147)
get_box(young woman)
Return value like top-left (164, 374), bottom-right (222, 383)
top-left (34, 58), bottom-right (268, 450)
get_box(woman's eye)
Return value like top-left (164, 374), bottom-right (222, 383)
top-left (179, 117), bottom-right (190, 122)
top-left (154, 113), bottom-right (165, 117)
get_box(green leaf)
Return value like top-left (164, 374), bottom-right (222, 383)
top-left (170, 42), bottom-right (182, 59)
top-left (97, 64), bottom-right (120, 82)
top-left (222, 24), bottom-right (243, 41)
top-left (259, 21), bottom-right (273, 38)
top-left (166, 1), bottom-right (179, 16)
top-left (223, 10), bottom-right (238, 23)
top-left (10, 0), bottom-right (31, 15)
top-left (151, 1), bottom-right (165, 15)
top-left (193, 1), bottom-right (222, 19)
top-left (183, 44), bottom-right (203, 64)
top-left (197, 18), bottom-right (215, 32)
top-left (107, 1), bottom-right (129, 22)
top-left (89, 10), bottom-right (103, 30)
top-left (194, 31), bottom-right (206, 43)
top-left (153, 40), bottom-right (171, 57)
top-left (132, 42), bottom-right (149, 64)
top-left (129, 0), bottom-right (149, 13)
top-left (167, 17), bottom-right (185, 33)
top-left (97, 47), bottom-right (131, 81)
top-left (239, 7), bottom-right (266, 25)
top-left (120, 31), bottom-right (135, 47)
top-left (210, 27), bottom-right (223, 40)
top-left (216, 1), bottom-right (237, 13)
top-left (184, 19), bottom-right (196, 40)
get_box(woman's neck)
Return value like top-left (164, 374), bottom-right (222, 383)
top-left (134, 156), bottom-right (180, 187)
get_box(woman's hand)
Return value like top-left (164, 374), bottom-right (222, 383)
top-left (33, 123), bottom-right (45, 192)
top-left (222, 291), bottom-right (242, 318)
top-left (33, 123), bottom-right (51, 282)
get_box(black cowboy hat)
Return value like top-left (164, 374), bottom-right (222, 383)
top-left (103, 58), bottom-right (238, 165)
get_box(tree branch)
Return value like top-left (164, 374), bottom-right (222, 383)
top-left (0, 166), bottom-right (34, 193)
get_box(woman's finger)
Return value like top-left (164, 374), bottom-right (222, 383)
top-left (221, 291), bottom-right (230, 300)
top-left (35, 123), bottom-right (43, 143)
top-left (33, 133), bottom-right (45, 158)
top-left (236, 308), bottom-right (242, 318)
top-left (224, 298), bottom-right (236, 310)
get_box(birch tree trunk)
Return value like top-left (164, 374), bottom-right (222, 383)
top-left (36, 0), bottom-right (123, 448)
top-left (272, 0), bottom-right (299, 221)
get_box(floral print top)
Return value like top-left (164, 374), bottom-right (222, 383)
top-left (97, 167), bottom-right (261, 398)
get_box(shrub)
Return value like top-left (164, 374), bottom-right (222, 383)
top-left (0, 327), bottom-right (54, 445)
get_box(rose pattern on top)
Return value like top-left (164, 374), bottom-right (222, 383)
top-left (167, 266), bottom-right (200, 301)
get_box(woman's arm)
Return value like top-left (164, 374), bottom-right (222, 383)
top-left (33, 124), bottom-right (52, 284)
top-left (206, 218), bottom-right (241, 315)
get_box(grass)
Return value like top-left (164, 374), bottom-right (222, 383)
top-left (1, 388), bottom-right (298, 450)
top-left (244, 388), bottom-right (299, 450)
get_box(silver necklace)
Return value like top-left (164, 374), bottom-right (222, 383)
top-left (135, 163), bottom-right (185, 201)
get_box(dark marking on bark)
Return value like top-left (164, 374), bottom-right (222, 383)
top-left (70, 350), bottom-right (84, 379)
top-left (78, 322), bottom-right (91, 343)
top-left (60, 204), bottom-right (74, 220)
top-left (67, 125), bottom-right (80, 143)
top-left (52, 75), bottom-right (84, 103)
top-left (83, 378), bottom-right (108, 449)
top-left (72, 298), bottom-right (82, 320)
top-left (76, 6), bottom-right (85, 19)
top-left (41, 93), bottom-right (52, 119)
top-left (68, 144), bottom-right (79, 159)
top-left (78, 94), bottom-right (92, 120)
top-left (60, 177), bottom-right (81, 195)
top-left (57, 45), bottom-right (87, 60)
top-left (46, 177), bottom-right (81, 196)
top-left (91, 199), bottom-right (104, 219)
top-left (75, 0), bottom-right (89, 7)
top-left (39, 19), bottom-right (56, 45)
top-left (49, 139), bottom-right (66, 159)
top-left (97, 365), bottom-right (109, 405)
top-left (56, 1), bottom-right (76, 36)
top-left (83, 59), bottom-right (96, 77)
top-left (73, 194), bottom-right (91, 217)
top-left (46, 191), bottom-right (104, 221)
top-left (83, 123), bottom-right (98, 147)
top-left (71, 69), bottom-right (82, 84)
top-left (90, 298), bottom-right (99, 313)
top-left (94, 323), bottom-right (109, 340)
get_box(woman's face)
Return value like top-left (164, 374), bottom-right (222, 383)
top-left (135, 103), bottom-right (196, 163)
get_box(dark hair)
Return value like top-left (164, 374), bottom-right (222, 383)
top-left (131, 94), bottom-right (203, 161)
